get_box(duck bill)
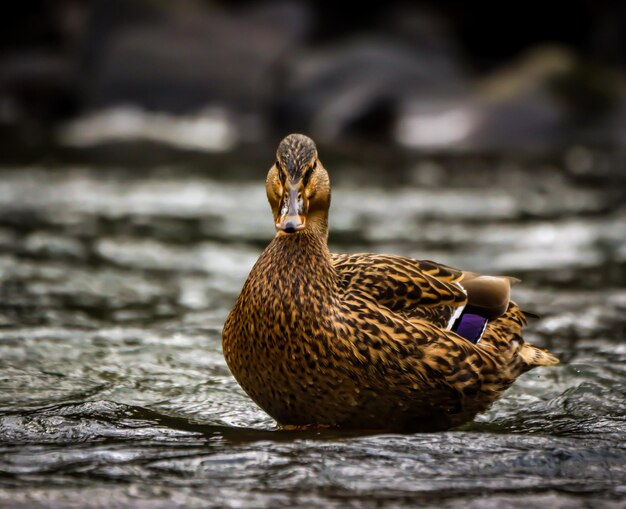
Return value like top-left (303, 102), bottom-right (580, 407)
top-left (276, 214), bottom-right (306, 233)
top-left (276, 187), bottom-right (306, 234)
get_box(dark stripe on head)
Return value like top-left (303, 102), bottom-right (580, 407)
top-left (276, 134), bottom-right (317, 182)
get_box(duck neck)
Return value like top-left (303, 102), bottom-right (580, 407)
top-left (266, 217), bottom-right (337, 299)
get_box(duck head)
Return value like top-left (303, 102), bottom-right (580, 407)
top-left (266, 134), bottom-right (331, 235)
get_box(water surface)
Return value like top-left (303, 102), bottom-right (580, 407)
top-left (0, 158), bottom-right (624, 507)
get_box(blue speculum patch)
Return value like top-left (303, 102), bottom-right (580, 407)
top-left (452, 312), bottom-right (488, 343)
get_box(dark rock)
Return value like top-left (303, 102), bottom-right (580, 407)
top-left (83, 1), bottom-right (311, 115)
top-left (273, 34), bottom-right (466, 143)
top-left (395, 46), bottom-right (626, 153)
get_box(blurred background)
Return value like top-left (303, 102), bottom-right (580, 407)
top-left (0, 2), bottom-right (625, 508)
top-left (1, 0), bottom-right (626, 159)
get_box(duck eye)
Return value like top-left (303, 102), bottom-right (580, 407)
top-left (277, 165), bottom-right (286, 185)
top-left (303, 164), bottom-right (315, 186)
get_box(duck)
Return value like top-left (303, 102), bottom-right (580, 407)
top-left (222, 133), bottom-right (559, 432)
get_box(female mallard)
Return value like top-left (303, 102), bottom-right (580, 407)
top-left (222, 133), bottom-right (558, 432)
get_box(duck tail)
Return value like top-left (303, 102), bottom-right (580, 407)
top-left (518, 343), bottom-right (560, 367)
top-left (478, 302), bottom-right (558, 367)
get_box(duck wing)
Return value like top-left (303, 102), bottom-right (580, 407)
top-left (331, 252), bottom-right (558, 370)
top-left (331, 253), bottom-right (519, 332)
top-left (331, 253), bottom-right (467, 328)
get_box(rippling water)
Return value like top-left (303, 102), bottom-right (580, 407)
top-left (0, 157), bottom-right (624, 508)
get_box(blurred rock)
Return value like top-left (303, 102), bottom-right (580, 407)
top-left (82, 0), bottom-right (311, 142)
top-left (57, 105), bottom-right (238, 152)
top-left (273, 8), bottom-right (466, 143)
top-left (396, 46), bottom-right (626, 152)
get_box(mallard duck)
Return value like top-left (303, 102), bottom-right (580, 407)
top-left (222, 133), bottom-right (558, 432)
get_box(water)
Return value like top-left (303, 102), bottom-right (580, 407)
top-left (0, 156), bottom-right (624, 508)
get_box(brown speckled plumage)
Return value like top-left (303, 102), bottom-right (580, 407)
top-left (222, 133), bottom-right (559, 432)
